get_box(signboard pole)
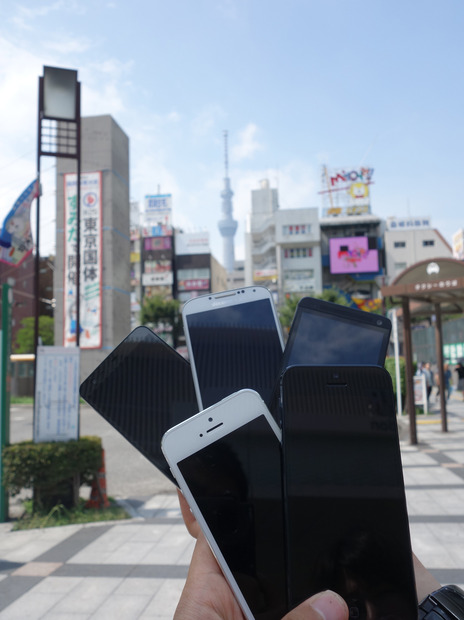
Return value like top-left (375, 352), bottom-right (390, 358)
top-left (0, 284), bottom-right (12, 522)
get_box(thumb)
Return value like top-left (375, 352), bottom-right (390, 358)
top-left (283, 591), bottom-right (349, 620)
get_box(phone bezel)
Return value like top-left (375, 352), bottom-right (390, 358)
top-left (182, 286), bottom-right (284, 410)
top-left (161, 389), bottom-right (282, 620)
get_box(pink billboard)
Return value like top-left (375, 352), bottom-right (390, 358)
top-left (329, 236), bottom-right (379, 274)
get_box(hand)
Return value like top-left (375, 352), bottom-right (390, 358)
top-left (175, 530), bottom-right (348, 620)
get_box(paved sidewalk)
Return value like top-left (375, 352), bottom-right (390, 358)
top-left (1, 397), bottom-right (464, 618)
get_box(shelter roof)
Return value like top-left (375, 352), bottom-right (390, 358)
top-left (381, 257), bottom-right (464, 316)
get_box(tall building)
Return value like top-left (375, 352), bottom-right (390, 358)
top-left (55, 115), bottom-right (131, 380)
top-left (217, 131), bottom-right (237, 273)
top-left (245, 179), bottom-right (279, 297)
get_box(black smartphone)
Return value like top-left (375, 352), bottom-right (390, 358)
top-left (283, 297), bottom-right (391, 368)
top-left (281, 365), bottom-right (417, 618)
top-left (268, 297), bottom-right (392, 418)
top-left (79, 326), bottom-right (198, 486)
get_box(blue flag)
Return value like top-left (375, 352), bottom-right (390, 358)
top-left (0, 180), bottom-right (39, 267)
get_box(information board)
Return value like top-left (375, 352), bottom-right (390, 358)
top-left (34, 346), bottom-right (80, 442)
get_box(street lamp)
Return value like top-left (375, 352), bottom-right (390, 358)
top-left (36, 65), bottom-right (81, 362)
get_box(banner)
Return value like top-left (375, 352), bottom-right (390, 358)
top-left (63, 172), bottom-right (102, 348)
top-left (0, 180), bottom-right (39, 267)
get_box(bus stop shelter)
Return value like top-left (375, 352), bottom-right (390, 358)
top-left (381, 257), bottom-right (464, 444)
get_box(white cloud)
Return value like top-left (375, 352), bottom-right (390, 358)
top-left (231, 123), bottom-right (262, 162)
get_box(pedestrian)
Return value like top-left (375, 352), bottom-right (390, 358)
top-left (436, 363), bottom-right (452, 401)
top-left (455, 361), bottom-right (464, 401)
top-left (422, 362), bottom-right (434, 404)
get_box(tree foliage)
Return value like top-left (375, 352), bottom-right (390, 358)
top-left (140, 295), bottom-right (182, 345)
top-left (278, 287), bottom-right (351, 331)
top-left (14, 316), bottom-right (54, 353)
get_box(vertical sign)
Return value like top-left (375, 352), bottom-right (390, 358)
top-left (0, 284), bottom-right (12, 521)
top-left (34, 346), bottom-right (80, 442)
top-left (64, 172), bottom-right (102, 348)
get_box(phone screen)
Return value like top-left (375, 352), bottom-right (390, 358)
top-left (283, 299), bottom-right (391, 368)
top-left (79, 326), bottom-right (198, 485)
top-left (281, 365), bottom-right (417, 618)
top-left (184, 298), bottom-right (283, 410)
top-left (177, 413), bottom-right (287, 619)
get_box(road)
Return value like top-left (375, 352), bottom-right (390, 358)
top-left (9, 403), bottom-right (177, 501)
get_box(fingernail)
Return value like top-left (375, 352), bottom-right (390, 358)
top-left (309, 590), bottom-right (347, 620)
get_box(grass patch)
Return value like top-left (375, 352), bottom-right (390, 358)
top-left (10, 396), bottom-right (33, 405)
top-left (12, 498), bottom-right (130, 531)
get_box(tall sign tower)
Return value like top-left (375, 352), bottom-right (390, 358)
top-left (217, 131), bottom-right (237, 273)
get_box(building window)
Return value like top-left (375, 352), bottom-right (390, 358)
top-left (423, 240), bottom-right (435, 247)
top-left (394, 262), bottom-right (407, 272)
top-left (394, 241), bottom-right (406, 248)
top-left (284, 247), bottom-right (313, 259)
top-left (283, 224), bottom-right (310, 235)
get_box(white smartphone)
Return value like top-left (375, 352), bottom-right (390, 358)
top-left (162, 389), bottom-right (287, 620)
top-left (182, 286), bottom-right (284, 413)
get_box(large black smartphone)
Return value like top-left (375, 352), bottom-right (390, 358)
top-left (79, 326), bottom-right (198, 486)
top-left (283, 297), bottom-right (392, 368)
top-left (281, 365), bottom-right (417, 618)
top-left (269, 297), bottom-right (391, 418)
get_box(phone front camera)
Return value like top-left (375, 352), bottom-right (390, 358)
top-left (208, 417), bottom-right (213, 422)
top-left (376, 319), bottom-right (382, 326)
top-left (199, 433), bottom-right (203, 437)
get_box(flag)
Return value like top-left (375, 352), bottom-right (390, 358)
top-left (0, 179), bottom-right (39, 267)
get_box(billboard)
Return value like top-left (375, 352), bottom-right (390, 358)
top-left (143, 194), bottom-right (172, 233)
top-left (63, 172), bottom-right (102, 348)
top-left (175, 231), bottom-right (210, 255)
top-left (320, 166), bottom-right (374, 214)
top-left (329, 236), bottom-right (379, 274)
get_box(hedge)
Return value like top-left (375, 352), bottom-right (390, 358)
top-left (2, 436), bottom-right (102, 512)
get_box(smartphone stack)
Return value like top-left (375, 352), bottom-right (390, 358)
top-left (80, 287), bottom-right (417, 620)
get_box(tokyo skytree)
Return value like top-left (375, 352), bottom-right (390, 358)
top-left (217, 130), bottom-right (237, 273)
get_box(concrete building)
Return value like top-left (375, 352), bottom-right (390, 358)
top-left (55, 115), bottom-right (131, 381)
top-left (275, 207), bottom-right (322, 299)
top-left (245, 179), bottom-right (279, 296)
top-left (384, 216), bottom-right (453, 284)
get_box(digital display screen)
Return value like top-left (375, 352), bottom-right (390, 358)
top-left (284, 306), bottom-right (389, 367)
top-left (329, 236), bottom-right (379, 274)
top-left (178, 415), bottom-right (287, 619)
top-left (281, 366), bottom-right (417, 618)
top-left (79, 327), bottom-right (198, 485)
top-left (185, 298), bottom-right (283, 410)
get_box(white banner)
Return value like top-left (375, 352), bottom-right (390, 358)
top-left (34, 346), bottom-right (80, 442)
top-left (64, 172), bottom-right (102, 348)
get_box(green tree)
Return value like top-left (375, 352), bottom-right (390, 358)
top-left (14, 316), bottom-right (54, 353)
top-left (140, 295), bottom-right (182, 346)
top-left (279, 294), bottom-right (303, 332)
top-left (278, 287), bottom-right (351, 331)
top-left (316, 286), bottom-right (351, 306)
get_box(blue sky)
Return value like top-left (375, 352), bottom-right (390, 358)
top-left (1, 0), bottom-right (463, 263)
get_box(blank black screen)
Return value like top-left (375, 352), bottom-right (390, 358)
top-left (186, 299), bottom-right (283, 410)
top-left (79, 327), bottom-right (198, 485)
top-left (178, 414), bottom-right (287, 619)
top-left (285, 308), bottom-right (389, 367)
top-left (282, 366), bottom-right (417, 619)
